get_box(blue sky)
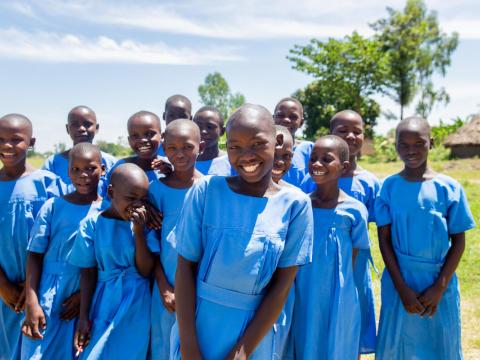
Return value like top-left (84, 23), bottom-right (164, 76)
top-left (1, 0), bottom-right (479, 152)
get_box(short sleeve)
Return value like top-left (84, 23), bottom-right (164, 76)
top-left (42, 155), bottom-right (54, 172)
top-left (299, 174), bottom-right (315, 194)
top-left (278, 195), bottom-right (314, 268)
top-left (69, 216), bottom-right (97, 268)
top-left (42, 171), bottom-right (66, 198)
top-left (365, 176), bottom-right (380, 223)
top-left (28, 199), bottom-right (54, 253)
top-left (148, 181), bottom-right (162, 211)
top-left (174, 177), bottom-right (208, 262)
top-left (146, 229), bottom-right (160, 254)
top-left (374, 181), bottom-right (392, 227)
top-left (351, 202), bottom-right (370, 249)
top-left (447, 182), bottom-right (476, 234)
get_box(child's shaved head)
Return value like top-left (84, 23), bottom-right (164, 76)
top-left (110, 163), bottom-right (149, 189)
top-left (396, 116), bottom-right (431, 138)
top-left (68, 106), bottom-right (97, 123)
top-left (194, 106), bottom-right (224, 124)
top-left (69, 143), bottom-right (102, 164)
top-left (274, 97), bottom-right (304, 118)
top-left (164, 119), bottom-right (201, 143)
top-left (275, 125), bottom-right (293, 145)
top-left (330, 110), bottom-right (363, 130)
top-left (165, 95), bottom-right (192, 111)
top-left (316, 135), bottom-right (350, 162)
top-left (127, 111), bottom-right (161, 132)
top-left (0, 113), bottom-right (33, 137)
top-left (163, 94), bottom-right (193, 124)
top-left (227, 104), bottom-right (275, 137)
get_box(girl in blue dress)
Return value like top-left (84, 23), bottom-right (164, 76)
top-left (375, 116), bottom-right (475, 360)
top-left (291, 135), bottom-right (369, 360)
top-left (299, 110), bottom-right (380, 355)
top-left (21, 143), bottom-right (105, 360)
top-left (42, 106), bottom-right (116, 196)
top-left (149, 120), bottom-right (204, 359)
top-left (0, 114), bottom-right (64, 360)
top-left (70, 163), bottom-right (159, 359)
top-left (171, 104), bottom-right (313, 360)
top-left (273, 97), bottom-right (313, 187)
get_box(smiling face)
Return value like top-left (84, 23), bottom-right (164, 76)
top-left (127, 113), bottom-right (161, 160)
top-left (227, 107), bottom-right (276, 183)
top-left (309, 137), bottom-right (349, 185)
top-left (396, 122), bottom-right (432, 170)
top-left (330, 111), bottom-right (364, 157)
top-left (66, 107), bottom-right (98, 145)
top-left (163, 120), bottom-right (201, 172)
top-left (193, 109), bottom-right (224, 150)
top-left (68, 147), bottom-right (104, 195)
top-left (273, 99), bottom-right (304, 137)
top-left (272, 129), bottom-right (294, 183)
top-left (0, 115), bottom-right (34, 169)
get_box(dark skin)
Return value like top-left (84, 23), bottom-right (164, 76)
top-left (0, 115), bottom-right (37, 313)
top-left (193, 110), bottom-right (225, 161)
top-left (22, 151), bottom-right (104, 340)
top-left (273, 100), bottom-right (303, 139)
top-left (309, 138), bottom-right (359, 263)
top-left (163, 100), bottom-right (192, 125)
top-left (155, 122), bottom-right (204, 313)
top-left (272, 133), bottom-right (293, 184)
top-left (61, 107), bottom-right (99, 159)
top-left (74, 169), bottom-right (155, 353)
top-left (175, 108), bottom-right (297, 359)
top-left (378, 120), bottom-right (464, 316)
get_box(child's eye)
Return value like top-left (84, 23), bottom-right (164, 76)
top-left (146, 131), bottom-right (156, 138)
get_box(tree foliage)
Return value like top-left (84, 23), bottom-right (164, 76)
top-left (96, 137), bottom-right (132, 157)
top-left (198, 72), bottom-right (245, 120)
top-left (371, 0), bottom-right (458, 119)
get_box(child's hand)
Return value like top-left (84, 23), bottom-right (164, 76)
top-left (418, 284), bottom-right (444, 317)
top-left (21, 301), bottom-right (46, 339)
top-left (0, 281), bottom-right (22, 311)
top-left (151, 157), bottom-right (173, 175)
top-left (129, 205), bottom-right (147, 235)
top-left (398, 285), bottom-right (425, 314)
top-left (145, 202), bottom-right (163, 230)
top-left (15, 282), bottom-right (26, 313)
top-left (159, 283), bottom-right (175, 313)
top-left (60, 291), bottom-right (81, 320)
top-left (225, 344), bottom-right (248, 360)
top-left (74, 318), bottom-right (92, 355)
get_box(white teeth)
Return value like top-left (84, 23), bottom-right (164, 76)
top-left (138, 145), bottom-right (151, 151)
top-left (313, 170), bottom-right (326, 176)
top-left (1, 153), bottom-right (15, 157)
top-left (272, 169), bottom-right (283, 175)
top-left (242, 164), bottom-right (259, 173)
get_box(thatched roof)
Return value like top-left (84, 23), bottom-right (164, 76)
top-left (444, 116), bottom-right (480, 147)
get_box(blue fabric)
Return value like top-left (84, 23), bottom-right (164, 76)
top-left (205, 155), bottom-right (237, 176)
top-left (282, 141), bottom-right (313, 188)
top-left (148, 180), bottom-right (190, 360)
top-left (69, 213), bottom-right (159, 360)
top-left (300, 169), bottom-right (380, 353)
top-left (195, 159), bottom-right (213, 175)
top-left (157, 146), bottom-right (165, 157)
top-left (42, 152), bottom-right (116, 197)
top-left (375, 174), bottom-right (475, 360)
top-left (21, 198), bottom-right (102, 360)
top-left (0, 170), bottom-right (63, 360)
top-left (170, 176), bottom-right (313, 359)
top-left (291, 197), bottom-right (370, 360)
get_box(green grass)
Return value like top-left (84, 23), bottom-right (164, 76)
top-left (359, 159), bottom-right (480, 359)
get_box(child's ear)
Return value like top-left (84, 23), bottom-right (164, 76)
top-left (107, 184), bottom-right (114, 200)
top-left (275, 133), bottom-right (284, 148)
top-left (162, 112), bottom-right (166, 121)
top-left (429, 137), bottom-right (434, 149)
top-left (101, 164), bottom-right (106, 177)
top-left (198, 140), bottom-right (206, 155)
top-left (29, 137), bottom-right (36, 149)
top-left (220, 125), bottom-right (225, 136)
top-left (341, 160), bottom-right (350, 175)
top-left (65, 124), bottom-right (70, 135)
top-left (96, 124), bottom-right (100, 132)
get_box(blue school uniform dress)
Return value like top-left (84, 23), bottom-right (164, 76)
top-left (204, 155), bottom-right (237, 176)
top-left (0, 170), bottom-right (63, 360)
top-left (300, 169), bottom-right (380, 353)
top-left (291, 196), bottom-right (369, 360)
top-left (169, 176), bottom-right (313, 360)
top-left (69, 213), bottom-right (159, 360)
top-left (148, 180), bottom-right (191, 360)
top-left (21, 198), bottom-right (102, 360)
top-left (42, 152), bottom-right (116, 196)
top-left (282, 141), bottom-right (313, 188)
top-left (375, 174), bottom-right (475, 360)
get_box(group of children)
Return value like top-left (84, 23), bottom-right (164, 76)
top-left (0, 94), bottom-right (475, 360)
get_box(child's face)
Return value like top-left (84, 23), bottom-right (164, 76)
top-left (227, 120), bottom-right (276, 183)
top-left (193, 111), bottom-right (224, 150)
top-left (163, 127), bottom-right (200, 172)
top-left (66, 111), bottom-right (98, 145)
top-left (309, 139), bottom-right (348, 185)
top-left (272, 136), bottom-right (294, 183)
top-left (163, 102), bottom-right (192, 125)
top-left (331, 116), bottom-right (364, 157)
top-left (69, 152), bottom-right (104, 195)
top-left (108, 177), bottom-right (149, 221)
top-left (273, 101), bottom-right (303, 137)
top-left (128, 116), bottom-right (161, 160)
top-left (396, 127), bottom-right (432, 169)
top-left (0, 120), bottom-right (34, 168)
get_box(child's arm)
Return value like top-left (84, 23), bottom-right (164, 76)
top-left (175, 256), bottom-right (202, 359)
top-left (60, 291), bottom-right (81, 320)
top-left (418, 232), bottom-right (465, 317)
top-left (0, 267), bottom-right (23, 312)
top-left (226, 266), bottom-right (298, 359)
top-left (131, 205), bottom-right (155, 277)
top-left (154, 258), bottom-right (175, 313)
top-left (22, 252), bottom-right (46, 339)
top-left (378, 225), bottom-right (425, 314)
top-left (352, 248), bottom-right (359, 266)
top-left (74, 267), bottom-right (97, 354)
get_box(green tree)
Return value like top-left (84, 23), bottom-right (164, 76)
top-left (288, 32), bottom-right (387, 137)
top-left (96, 137), bottom-right (132, 157)
top-left (372, 0), bottom-right (458, 120)
top-left (198, 72), bottom-right (245, 120)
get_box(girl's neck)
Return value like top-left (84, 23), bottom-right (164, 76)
top-left (311, 180), bottom-right (343, 209)
top-left (134, 156), bottom-right (156, 171)
top-left (228, 172), bottom-right (279, 198)
top-left (0, 162), bottom-right (34, 181)
top-left (63, 191), bottom-right (101, 205)
top-left (197, 145), bottom-right (219, 161)
top-left (400, 161), bottom-right (436, 181)
top-left (162, 166), bottom-right (199, 188)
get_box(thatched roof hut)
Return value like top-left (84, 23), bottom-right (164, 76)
top-left (444, 116), bottom-right (480, 158)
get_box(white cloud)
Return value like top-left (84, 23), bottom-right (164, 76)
top-left (0, 28), bottom-right (242, 64)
